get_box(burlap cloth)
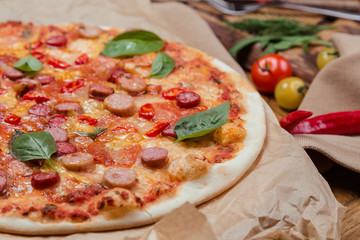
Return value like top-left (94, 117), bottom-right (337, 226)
top-left (295, 33), bottom-right (360, 172)
top-left (0, 0), bottom-right (346, 239)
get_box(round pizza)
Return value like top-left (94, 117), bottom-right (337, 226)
top-left (0, 21), bottom-right (265, 235)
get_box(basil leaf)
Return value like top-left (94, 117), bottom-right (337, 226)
top-left (75, 127), bottom-right (107, 140)
top-left (175, 102), bottom-right (230, 142)
top-left (11, 131), bottom-right (57, 161)
top-left (148, 52), bottom-right (175, 78)
top-left (13, 56), bottom-right (42, 72)
top-left (9, 130), bottom-right (24, 159)
top-left (101, 30), bottom-right (164, 57)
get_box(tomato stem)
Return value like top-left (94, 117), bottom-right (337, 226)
top-left (328, 51), bottom-right (339, 57)
top-left (297, 85), bottom-right (308, 94)
top-left (257, 60), bottom-right (271, 72)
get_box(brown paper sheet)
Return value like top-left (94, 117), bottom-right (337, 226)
top-left (0, 0), bottom-right (345, 239)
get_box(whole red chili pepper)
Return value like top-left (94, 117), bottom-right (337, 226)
top-left (280, 110), bottom-right (313, 133)
top-left (291, 111), bottom-right (360, 135)
top-left (145, 122), bottom-right (170, 137)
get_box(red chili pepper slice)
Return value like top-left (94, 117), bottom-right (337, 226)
top-left (279, 110), bottom-right (313, 133)
top-left (291, 111), bottom-right (360, 135)
top-left (23, 91), bottom-right (50, 103)
top-left (145, 122), bottom-right (170, 137)
top-left (77, 115), bottom-right (98, 126)
top-left (60, 79), bottom-right (85, 93)
top-left (139, 103), bottom-right (155, 120)
top-left (162, 87), bottom-right (186, 100)
top-left (75, 54), bottom-right (89, 65)
top-left (4, 113), bottom-right (21, 124)
top-left (31, 50), bottom-right (45, 60)
top-left (48, 58), bottom-right (70, 69)
top-left (24, 40), bottom-right (42, 50)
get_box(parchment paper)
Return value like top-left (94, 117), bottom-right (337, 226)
top-left (0, 0), bottom-right (345, 239)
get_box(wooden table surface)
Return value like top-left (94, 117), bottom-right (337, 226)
top-left (155, 0), bottom-right (360, 238)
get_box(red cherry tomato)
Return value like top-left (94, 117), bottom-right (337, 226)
top-left (24, 41), bottom-right (42, 50)
top-left (77, 115), bottom-right (98, 126)
top-left (4, 113), bottom-right (21, 124)
top-left (60, 79), bottom-right (85, 93)
top-left (139, 103), bottom-right (155, 120)
top-left (145, 122), bottom-right (170, 137)
top-left (162, 87), bottom-right (187, 100)
top-left (48, 58), bottom-right (70, 69)
top-left (251, 54), bottom-right (292, 93)
top-left (23, 91), bottom-right (50, 103)
top-left (75, 54), bottom-right (89, 65)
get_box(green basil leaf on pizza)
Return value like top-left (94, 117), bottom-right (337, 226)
top-left (13, 55), bottom-right (43, 72)
top-left (10, 131), bottom-right (58, 171)
top-left (148, 52), bottom-right (175, 78)
top-left (101, 30), bottom-right (164, 57)
top-left (175, 101), bottom-right (230, 141)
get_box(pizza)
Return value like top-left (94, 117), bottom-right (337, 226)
top-left (0, 21), bottom-right (265, 235)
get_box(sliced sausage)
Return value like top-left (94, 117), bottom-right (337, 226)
top-left (4, 68), bottom-right (25, 80)
top-left (46, 35), bottom-right (67, 47)
top-left (161, 123), bottom-right (177, 138)
top-left (57, 142), bottom-right (76, 156)
top-left (176, 91), bottom-right (201, 108)
top-left (31, 172), bottom-right (60, 189)
top-left (88, 83), bottom-right (114, 101)
top-left (140, 147), bottom-right (169, 168)
top-left (34, 74), bottom-right (55, 85)
top-left (61, 152), bottom-right (95, 172)
top-left (28, 103), bottom-right (52, 117)
top-left (54, 102), bottom-right (81, 115)
top-left (45, 127), bottom-right (68, 142)
top-left (116, 74), bottom-right (147, 94)
top-left (104, 93), bottom-right (135, 117)
top-left (101, 167), bottom-right (136, 189)
top-left (48, 114), bottom-right (68, 128)
top-left (78, 25), bottom-right (102, 39)
top-left (108, 68), bottom-right (126, 83)
top-left (0, 175), bottom-right (7, 195)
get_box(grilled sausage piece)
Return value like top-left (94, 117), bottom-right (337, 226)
top-left (34, 74), bottom-right (55, 85)
top-left (4, 68), bottom-right (25, 80)
top-left (102, 167), bottom-right (136, 189)
top-left (140, 147), bottom-right (169, 168)
top-left (78, 25), bottom-right (102, 39)
top-left (103, 93), bottom-right (135, 117)
top-left (62, 152), bottom-right (95, 172)
top-left (54, 102), bottom-right (81, 115)
top-left (116, 73), bottom-right (147, 94)
top-left (176, 91), bottom-right (201, 108)
top-left (45, 127), bottom-right (68, 142)
top-left (28, 104), bottom-right (52, 117)
top-left (31, 172), bottom-right (60, 189)
top-left (88, 83), bottom-right (114, 100)
top-left (56, 142), bottom-right (76, 156)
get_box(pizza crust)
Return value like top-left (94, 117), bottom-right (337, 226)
top-left (0, 53), bottom-right (266, 234)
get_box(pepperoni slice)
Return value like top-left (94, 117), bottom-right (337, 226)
top-left (176, 91), bottom-right (201, 108)
top-left (31, 172), bottom-right (60, 189)
top-left (140, 147), bottom-right (169, 168)
top-left (54, 102), bottom-right (81, 115)
top-left (56, 142), bottom-right (76, 156)
top-left (34, 74), bottom-right (55, 85)
top-left (45, 127), bottom-right (68, 142)
top-left (4, 68), bottom-right (25, 80)
top-left (101, 167), bottom-right (137, 189)
top-left (28, 104), bottom-right (52, 117)
top-left (46, 35), bottom-right (67, 47)
top-left (48, 114), bottom-right (68, 128)
top-left (161, 122), bottom-right (177, 138)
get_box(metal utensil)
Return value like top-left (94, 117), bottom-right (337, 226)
top-left (206, 0), bottom-right (360, 21)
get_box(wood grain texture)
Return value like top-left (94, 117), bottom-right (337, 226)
top-left (153, 0), bottom-right (360, 238)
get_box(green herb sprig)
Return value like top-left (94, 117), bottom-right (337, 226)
top-left (13, 44), bottom-right (43, 72)
top-left (10, 131), bottom-right (58, 172)
top-left (228, 18), bottom-right (333, 56)
top-left (74, 127), bottom-right (107, 140)
top-left (175, 102), bottom-right (230, 142)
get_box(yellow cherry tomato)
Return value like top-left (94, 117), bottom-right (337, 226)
top-left (274, 77), bottom-right (307, 110)
top-left (316, 47), bottom-right (338, 69)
